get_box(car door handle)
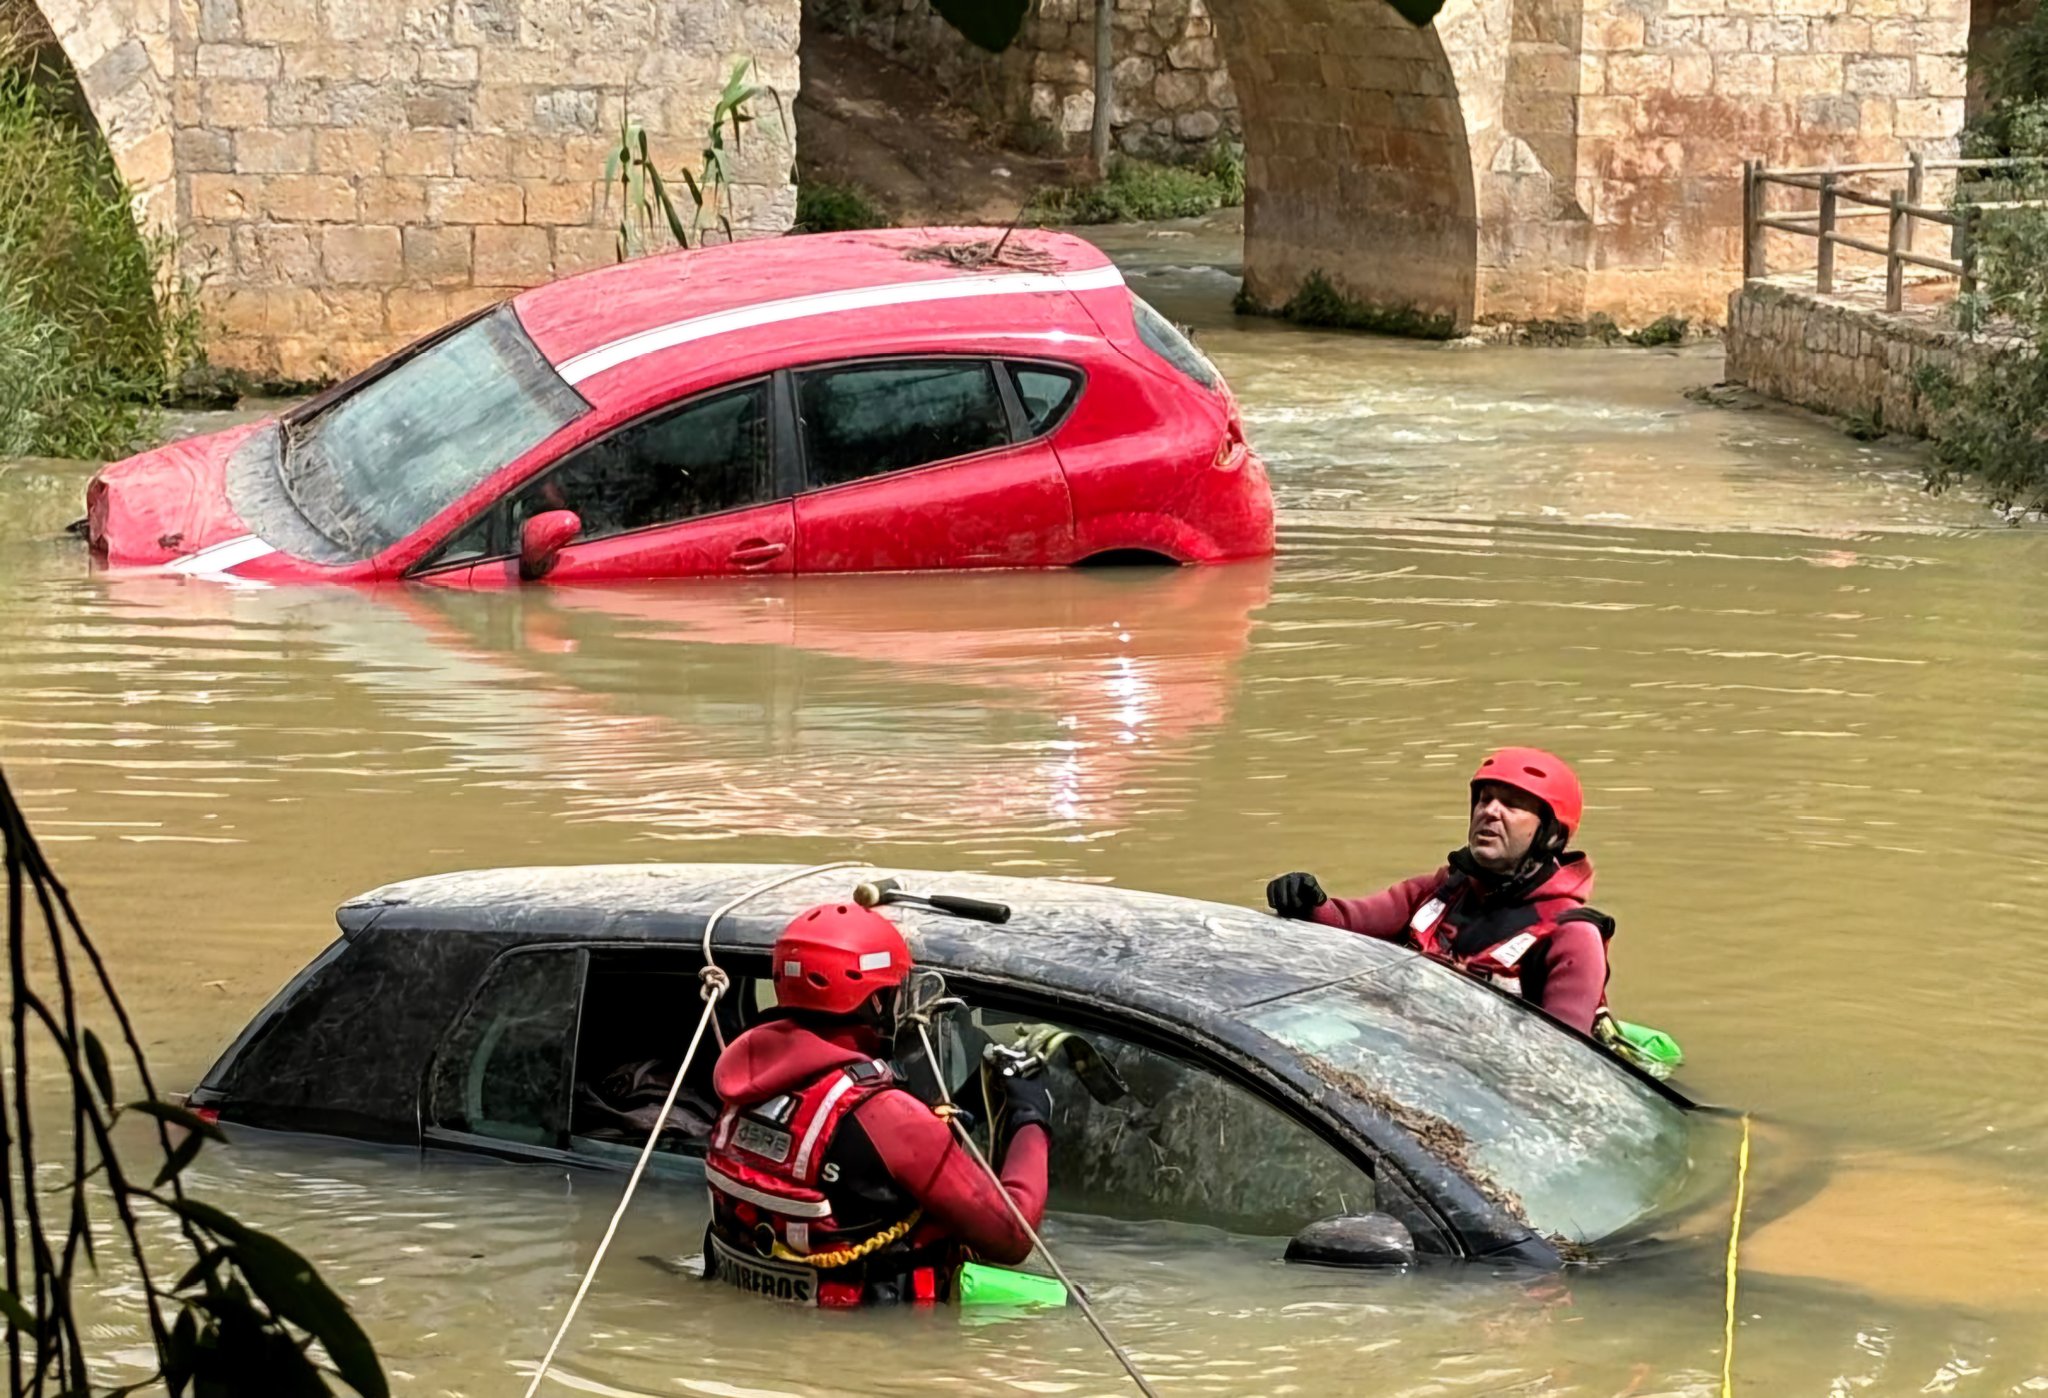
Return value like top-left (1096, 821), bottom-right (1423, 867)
top-left (729, 539), bottom-right (786, 567)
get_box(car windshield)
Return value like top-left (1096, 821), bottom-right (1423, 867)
top-left (1246, 957), bottom-right (1696, 1243)
top-left (280, 306), bottom-right (587, 560)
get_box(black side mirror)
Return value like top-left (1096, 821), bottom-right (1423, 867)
top-left (1284, 1213), bottom-right (1416, 1269)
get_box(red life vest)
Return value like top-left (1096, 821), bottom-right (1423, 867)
top-left (704, 1056), bottom-right (941, 1305)
top-left (1403, 869), bottom-right (1612, 1006)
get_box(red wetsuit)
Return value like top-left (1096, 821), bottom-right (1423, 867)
top-left (1311, 853), bottom-right (1608, 1033)
top-left (709, 1018), bottom-right (1048, 1280)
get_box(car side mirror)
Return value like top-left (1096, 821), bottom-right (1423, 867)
top-left (519, 510), bottom-right (581, 581)
top-left (1284, 1213), bottom-right (1416, 1269)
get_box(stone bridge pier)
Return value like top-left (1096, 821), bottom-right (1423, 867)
top-left (1222, 0), bottom-right (1970, 331)
top-left (32, 0), bottom-right (1971, 374)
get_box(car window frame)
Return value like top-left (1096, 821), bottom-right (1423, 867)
top-left (406, 374), bottom-right (783, 577)
top-left (785, 355), bottom-right (1037, 495)
top-left (418, 943), bottom-right (590, 1160)
top-left (929, 967), bottom-right (1465, 1256)
top-left (1004, 359), bottom-right (1087, 439)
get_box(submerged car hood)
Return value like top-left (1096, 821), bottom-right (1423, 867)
top-left (86, 423), bottom-right (263, 566)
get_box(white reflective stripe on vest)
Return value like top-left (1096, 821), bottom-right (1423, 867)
top-left (793, 1072), bottom-right (858, 1184)
top-left (704, 1165), bottom-right (832, 1218)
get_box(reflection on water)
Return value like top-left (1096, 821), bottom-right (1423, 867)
top-left (2, 226), bottom-right (2047, 1393)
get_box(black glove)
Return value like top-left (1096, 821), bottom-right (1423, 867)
top-left (990, 1062), bottom-right (1053, 1150)
top-left (1266, 871), bottom-right (1328, 919)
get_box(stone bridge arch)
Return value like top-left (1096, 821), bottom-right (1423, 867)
top-left (1212, 0), bottom-right (1481, 330)
top-left (19, 0), bottom-right (177, 232)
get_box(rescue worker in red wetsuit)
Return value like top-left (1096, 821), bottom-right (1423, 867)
top-left (1265, 747), bottom-right (1613, 1034)
top-left (703, 900), bottom-right (1052, 1306)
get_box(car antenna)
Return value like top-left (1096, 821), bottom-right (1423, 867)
top-left (988, 203), bottom-right (1028, 265)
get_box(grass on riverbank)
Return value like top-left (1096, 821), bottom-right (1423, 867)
top-left (1029, 144), bottom-right (1244, 225)
top-left (0, 53), bottom-right (200, 459)
top-left (795, 179), bottom-right (888, 232)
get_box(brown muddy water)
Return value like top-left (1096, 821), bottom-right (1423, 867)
top-left (2, 225), bottom-right (2045, 1396)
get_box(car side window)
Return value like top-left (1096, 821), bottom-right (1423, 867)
top-left (1008, 364), bottom-right (1082, 436)
top-left (796, 360), bottom-right (1011, 489)
top-left (509, 381), bottom-right (772, 543)
top-left (960, 1007), bottom-right (1374, 1238)
top-left (428, 949), bottom-right (585, 1148)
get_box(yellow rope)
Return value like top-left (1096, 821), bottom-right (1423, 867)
top-left (771, 1212), bottom-right (922, 1269)
top-left (1721, 1114), bottom-right (1753, 1398)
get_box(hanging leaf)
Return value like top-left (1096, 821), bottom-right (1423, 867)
top-left (929, 0), bottom-right (1030, 52)
top-left (124, 1099), bottom-right (227, 1143)
top-left (225, 1225), bottom-right (387, 1398)
top-left (0, 1285), bottom-right (33, 1333)
top-left (173, 1245), bottom-right (230, 1294)
top-left (83, 1029), bottom-right (116, 1109)
top-left (70, 1186), bottom-right (95, 1269)
top-left (154, 1130), bottom-right (207, 1188)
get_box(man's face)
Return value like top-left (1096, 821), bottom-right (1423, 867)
top-left (1468, 780), bottom-right (1548, 873)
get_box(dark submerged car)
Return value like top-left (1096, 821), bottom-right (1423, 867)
top-left (191, 864), bottom-right (1726, 1269)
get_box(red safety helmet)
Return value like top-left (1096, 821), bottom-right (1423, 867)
top-left (772, 902), bottom-right (911, 1016)
top-left (1471, 747), bottom-right (1584, 838)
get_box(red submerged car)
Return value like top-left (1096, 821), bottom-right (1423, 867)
top-left (85, 229), bottom-right (1273, 584)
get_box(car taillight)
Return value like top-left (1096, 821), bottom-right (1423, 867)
top-left (194, 1106), bottom-right (221, 1125)
top-left (1212, 414), bottom-right (1248, 471)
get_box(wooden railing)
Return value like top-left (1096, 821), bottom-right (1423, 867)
top-left (1741, 154), bottom-right (2048, 311)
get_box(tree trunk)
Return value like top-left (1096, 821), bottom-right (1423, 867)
top-left (1091, 0), bottom-right (1114, 176)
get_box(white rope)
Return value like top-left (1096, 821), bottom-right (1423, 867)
top-left (910, 1019), bottom-right (1160, 1398)
top-left (521, 860), bottom-right (865, 1397)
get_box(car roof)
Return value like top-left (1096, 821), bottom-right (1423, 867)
top-left (336, 861), bottom-right (1409, 1021)
top-left (510, 229), bottom-right (1123, 394)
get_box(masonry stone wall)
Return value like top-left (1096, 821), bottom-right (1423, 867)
top-left (1725, 278), bottom-right (1999, 435)
top-left (37, 0), bottom-right (800, 382)
top-left (823, 0), bottom-right (1238, 154)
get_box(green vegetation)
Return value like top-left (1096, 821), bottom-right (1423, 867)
top-left (1029, 143), bottom-right (1243, 225)
top-left (606, 58), bottom-right (784, 259)
top-left (796, 179), bottom-right (888, 232)
top-left (1237, 269), bottom-right (1459, 340)
top-left (1627, 314), bottom-right (1689, 347)
top-left (1916, 1), bottom-right (2048, 513)
top-left (0, 56), bottom-right (200, 459)
top-left (2, 764), bottom-right (388, 1396)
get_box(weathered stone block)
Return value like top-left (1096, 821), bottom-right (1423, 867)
top-left (1813, 16), bottom-right (1872, 50)
top-left (552, 225), bottom-right (617, 275)
top-left (1915, 53), bottom-right (1966, 98)
top-left (241, 0), bottom-right (320, 43)
top-left (176, 127), bottom-right (234, 173)
top-left (522, 179), bottom-right (594, 225)
top-left (1672, 52), bottom-right (1714, 94)
top-left (401, 225), bottom-right (473, 285)
top-left (426, 177), bottom-right (523, 223)
top-left (198, 0), bottom-right (243, 42)
top-left (1844, 56), bottom-right (1913, 94)
top-left (385, 286), bottom-right (453, 334)
top-left (190, 172), bottom-right (261, 221)
top-left (203, 80), bottom-right (270, 127)
top-left (315, 129), bottom-right (385, 175)
top-left (1894, 96), bottom-right (1960, 137)
top-left (361, 177), bottom-right (429, 223)
top-left (266, 174), bottom-right (359, 221)
top-left (322, 225), bottom-right (404, 283)
top-left (1608, 53), bottom-right (1675, 92)
top-left (1176, 110), bottom-right (1222, 139)
top-left (1167, 36), bottom-right (1217, 69)
top-left (234, 128), bottom-right (312, 173)
top-left (473, 223), bottom-right (551, 285)
top-left (406, 84), bottom-right (477, 129)
top-left (387, 131), bottom-right (458, 176)
top-left (196, 43), bottom-right (279, 80)
top-left (1748, 17), bottom-right (1810, 52)
top-left (1703, 16), bottom-right (1750, 50)
top-left (1714, 53), bottom-right (1776, 95)
top-left (1777, 53), bottom-right (1844, 93)
top-left (533, 88), bottom-right (601, 134)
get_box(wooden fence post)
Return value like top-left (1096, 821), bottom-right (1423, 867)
top-left (1906, 149), bottom-right (1923, 254)
top-left (1816, 169), bottom-right (1838, 294)
top-left (1959, 204), bottom-right (1980, 301)
top-left (1743, 160), bottom-right (1764, 280)
top-left (1886, 191), bottom-right (1905, 313)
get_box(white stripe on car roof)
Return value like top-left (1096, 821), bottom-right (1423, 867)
top-left (556, 263), bottom-right (1128, 386)
top-left (165, 533), bottom-right (278, 575)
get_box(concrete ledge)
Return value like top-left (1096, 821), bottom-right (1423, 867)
top-left (1725, 276), bottom-right (2021, 437)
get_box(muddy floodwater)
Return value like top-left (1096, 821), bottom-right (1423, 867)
top-left (2, 221), bottom-right (2045, 1395)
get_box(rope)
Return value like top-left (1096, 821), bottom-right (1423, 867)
top-left (522, 860), bottom-right (865, 1398)
top-left (911, 1019), bottom-right (1161, 1398)
top-left (1720, 1114), bottom-right (1753, 1398)
top-left (771, 1212), bottom-right (921, 1268)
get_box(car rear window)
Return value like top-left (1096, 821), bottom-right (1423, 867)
top-left (1130, 294), bottom-right (1221, 391)
top-left (280, 306), bottom-right (587, 560)
top-left (1009, 364), bottom-right (1083, 436)
top-left (797, 359), bottom-right (1010, 487)
top-left (1247, 958), bottom-right (1695, 1243)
